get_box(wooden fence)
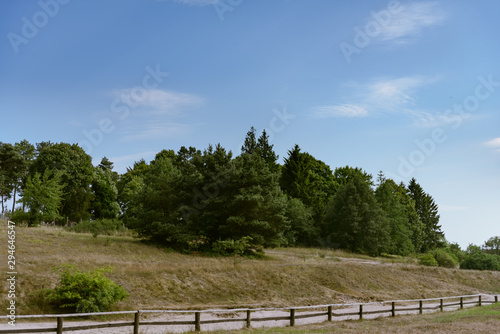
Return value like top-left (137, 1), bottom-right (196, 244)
top-left (1, 294), bottom-right (498, 333)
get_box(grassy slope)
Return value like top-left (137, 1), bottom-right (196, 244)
top-left (2, 221), bottom-right (500, 315)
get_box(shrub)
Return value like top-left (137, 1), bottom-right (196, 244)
top-left (46, 265), bottom-right (128, 313)
top-left (431, 249), bottom-right (458, 268)
top-left (68, 219), bottom-right (127, 238)
top-left (419, 253), bottom-right (438, 267)
top-left (211, 236), bottom-right (262, 257)
top-left (460, 246), bottom-right (500, 271)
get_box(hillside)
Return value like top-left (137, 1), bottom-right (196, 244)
top-left (2, 221), bottom-right (500, 315)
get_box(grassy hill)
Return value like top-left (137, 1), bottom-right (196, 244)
top-left (2, 220), bottom-right (500, 315)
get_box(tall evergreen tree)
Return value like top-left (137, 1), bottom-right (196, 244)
top-left (407, 178), bottom-right (444, 252)
top-left (280, 144), bottom-right (337, 229)
top-left (324, 175), bottom-right (389, 256)
top-left (256, 129), bottom-right (279, 170)
top-left (91, 157), bottom-right (120, 219)
top-left (241, 126), bottom-right (257, 155)
top-left (375, 177), bottom-right (414, 256)
top-left (217, 153), bottom-right (289, 247)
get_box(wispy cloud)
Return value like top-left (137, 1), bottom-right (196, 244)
top-left (121, 121), bottom-right (194, 141)
top-left (483, 137), bottom-right (500, 152)
top-left (311, 76), bottom-right (438, 121)
top-left (374, 1), bottom-right (446, 45)
top-left (312, 104), bottom-right (368, 118)
top-left (113, 89), bottom-right (203, 116)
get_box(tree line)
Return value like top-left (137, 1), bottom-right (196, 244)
top-left (0, 128), bottom-right (479, 258)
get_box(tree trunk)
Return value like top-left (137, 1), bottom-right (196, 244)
top-left (11, 186), bottom-right (17, 213)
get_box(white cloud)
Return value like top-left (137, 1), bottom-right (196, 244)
top-left (365, 76), bottom-right (434, 109)
top-left (374, 2), bottom-right (446, 44)
top-left (311, 76), bottom-right (437, 119)
top-left (483, 137), bottom-right (500, 152)
top-left (312, 104), bottom-right (368, 118)
top-left (113, 89), bottom-right (203, 116)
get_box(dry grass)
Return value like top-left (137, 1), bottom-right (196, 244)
top-left (1, 220), bottom-right (500, 315)
top-left (192, 303), bottom-right (500, 334)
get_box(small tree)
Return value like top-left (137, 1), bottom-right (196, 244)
top-left (15, 170), bottom-right (64, 226)
top-left (47, 265), bottom-right (128, 313)
top-left (483, 236), bottom-right (500, 255)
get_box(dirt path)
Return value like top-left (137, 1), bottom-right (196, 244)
top-left (2, 295), bottom-right (496, 334)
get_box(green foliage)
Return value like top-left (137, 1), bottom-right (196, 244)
top-left (30, 142), bottom-right (94, 222)
top-left (283, 197), bottom-right (318, 246)
top-left (419, 253), bottom-right (439, 267)
top-left (408, 178), bottom-right (444, 253)
top-left (90, 158), bottom-right (120, 219)
top-left (280, 144), bottom-right (337, 226)
top-left (211, 236), bottom-right (261, 256)
top-left (334, 166), bottom-right (373, 187)
top-left (375, 177), bottom-right (414, 256)
top-left (431, 248), bottom-right (458, 268)
top-left (483, 236), bottom-right (500, 255)
top-left (46, 265), bottom-right (128, 313)
top-left (461, 244), bottom-right (500, 271)
top-left (68, 219), bottom-right (127, 238)
top-left (15, 170), bottom-right (64, 226)
top-left (216, 153), bottom-right (289, 247)
top-left (324, 175), bottom-right (389, 256)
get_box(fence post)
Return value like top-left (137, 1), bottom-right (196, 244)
top-left (460, 297), bottom-right (463, 309)
top-left (495, 295), bottom-right (498, 303)
top-left (195, 312), bottom-right (201, 332)
top-left (328, 306), bottom-right (332, 321)
top-left (56, 317), bottom-right (63, 334)
top-left (419, 300), bottom-right (423, 314)
top-left (391, 302), bottom-right (395, 317)
top-left (440, 299), bottom-right (443, 312)
top-left (359, 304), bottom-right (363, 320)
top-left (134, 311), bottom-right (140, 334)
top-left (478, 295), bottom-right (482, 307)
top-left (246, 310), bottom-right (251, 328)
top-left (290, 309), bottom-right (295, 326)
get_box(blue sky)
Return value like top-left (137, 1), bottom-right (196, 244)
top-left (1, 0), bottom-right (499, 248)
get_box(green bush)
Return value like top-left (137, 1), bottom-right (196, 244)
top-left (419, 253), bottom-right (438, 267)
top-left (68, 219), bottom-right (127, 238)
top-left (431, 249), bottom-right (458, 268)
top-left (46, 265), bottom-right (128, 313)
top-left (460, 246), bottom-right (500, 271)
top-left (211, 236), bottom-right (262, 257)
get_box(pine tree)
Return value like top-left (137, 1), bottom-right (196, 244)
top-left (375, 177), bottom-right (414, 256)
top-left (407, 178), bottom-right (444, 252)
top-left (324, 175), bottom-right (389, 256)
top-left (256, 129), bottom-right (279, 170)
top-left (241, 126), bottom-right (257, 155)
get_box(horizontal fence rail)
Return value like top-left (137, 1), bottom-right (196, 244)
top-left (1, 294), bottom-right (498, 333)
